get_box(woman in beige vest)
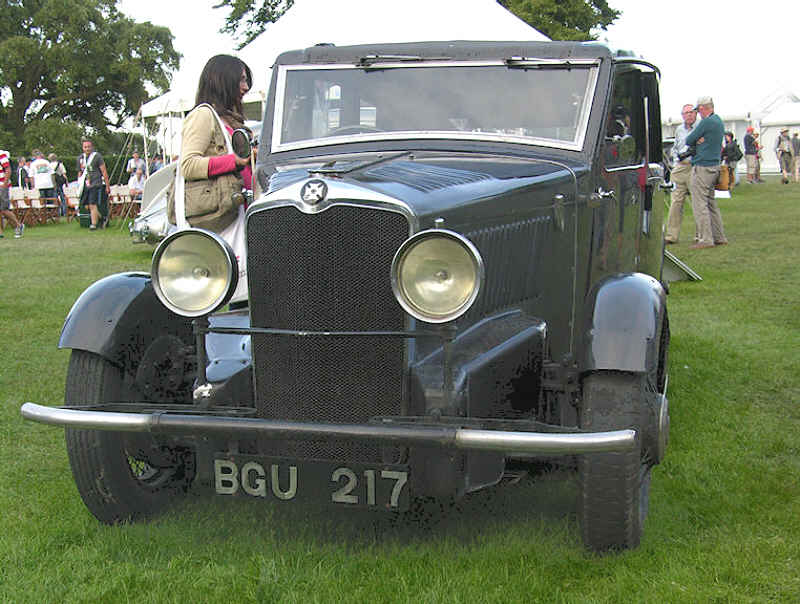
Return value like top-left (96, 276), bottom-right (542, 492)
top-left (171, 54), bottom-right (254, 232)
top-left (171, 55), bottom-right (255, 303)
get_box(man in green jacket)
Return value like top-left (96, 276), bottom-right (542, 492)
top-left (685, 96), bottom-right (728, 249)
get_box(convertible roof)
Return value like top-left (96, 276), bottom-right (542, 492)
top-left (274, 41), bottom-right (614, 66)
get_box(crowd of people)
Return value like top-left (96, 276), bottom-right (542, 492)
top-left (1, 141), bottom-right (169, 235)
top-left (665, 96), bottom-right (800, 250)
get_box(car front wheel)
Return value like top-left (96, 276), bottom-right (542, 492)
top-left (578, 371), bottom-right (651, 552)
top-left (64, 350), bottom-right (194, 524)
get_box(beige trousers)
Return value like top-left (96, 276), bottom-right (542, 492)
top-left (690, 165), bottom-right (728, 246)
top-left (665, 162), bottom-right (691, 242)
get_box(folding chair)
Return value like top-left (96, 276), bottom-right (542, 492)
top-left (10, 187), bottom-right (33, 226)
top-left (34, 189), bottom-right (60, 223)
top-left (64, 186), bottom-right (80, 222)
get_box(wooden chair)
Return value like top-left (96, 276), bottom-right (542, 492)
top-left (10, 187), bottom-right (33, 226)
top-left (64, 185), bottom-right (80, 222)
top-left (33, 189), bottom-right (60, 224)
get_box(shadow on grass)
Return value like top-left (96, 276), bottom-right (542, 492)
top-left (165, 466), bottom-right (579, 550)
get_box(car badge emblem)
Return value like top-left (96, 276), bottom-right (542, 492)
top-left (301, 180), bottom-right (327, 205)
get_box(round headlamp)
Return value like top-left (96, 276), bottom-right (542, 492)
top-left (151, 229), bottom-right (238, 317)
top-left (391, 229), bottom-right (483, 324)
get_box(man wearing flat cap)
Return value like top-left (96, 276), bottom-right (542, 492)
top-left (684, 96), bottom-right (728, 248)
top-left (775, 127), bottom-right (793, 184)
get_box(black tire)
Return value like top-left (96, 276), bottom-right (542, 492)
top-left (578, 371), bottom-right (650, 552)
top-left (65, 350), bottom-right (194, 524)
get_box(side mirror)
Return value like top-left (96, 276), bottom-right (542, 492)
top-left (231, 129), bottom-right (252, 160)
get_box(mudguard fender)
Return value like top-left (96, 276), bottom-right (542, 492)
top-left (59, 272), bottom-right (194, 370)
top-left (581, 273), bottom-right (667, 373)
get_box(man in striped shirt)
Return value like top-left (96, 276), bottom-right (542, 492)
top-left (0, 149), bottom-right (24, 238)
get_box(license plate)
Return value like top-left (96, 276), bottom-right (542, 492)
top-left (213, 456), bottom-right (410, 511)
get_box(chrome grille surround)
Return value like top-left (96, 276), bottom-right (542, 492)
top-left (246, 185), bottom-right (414, 462)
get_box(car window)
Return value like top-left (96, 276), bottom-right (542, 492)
top-left (275, 62), bottom-right (598, 152)
top-left (604, 68), bottom-right (646, 169)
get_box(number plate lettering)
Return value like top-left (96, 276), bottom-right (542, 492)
top-left (214, 457), bottom-right (409, 510)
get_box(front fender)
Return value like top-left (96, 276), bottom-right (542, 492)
top-left (580, 273), bottom-right (666, 373)
top-left (59, 272), bottom-right (194, 371)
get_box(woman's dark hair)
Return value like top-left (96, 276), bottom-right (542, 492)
top-left (195, 54), bottom-right (253, 125)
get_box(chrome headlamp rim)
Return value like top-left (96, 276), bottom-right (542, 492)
top-left (391, 229), bottom-right (484, 324)
top-left (151, 228), bottom-right (238, 317)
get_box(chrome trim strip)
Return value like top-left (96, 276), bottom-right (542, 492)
top-left (246, 176), bottom-right (419, 231)
top-left (21, 403), bottom-right (151, 432)
top-left (20, 403), bottom-right (637, 455)
top-left (272, 61), bottom-right (599, 153)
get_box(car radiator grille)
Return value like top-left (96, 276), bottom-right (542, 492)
top-left (246, 205), bottom-right (409, 462)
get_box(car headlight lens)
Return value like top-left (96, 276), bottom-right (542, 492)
top-left (392, 229), bottom-right (483, 323)
top-left (151, 229), bottom-right (238, 317)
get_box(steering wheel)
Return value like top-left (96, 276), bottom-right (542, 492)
top-left (327, 125), bottom-right (384, 136)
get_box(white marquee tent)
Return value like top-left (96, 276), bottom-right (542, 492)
top-left (141, 0), bottom-right (547, 123)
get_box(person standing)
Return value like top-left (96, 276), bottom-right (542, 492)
top-left (665, 104), bottom-right (697, 244)
top-left (775, 127), bottom-right (793, 184)
top-left (30, 149), bottom-right (57, 202)
top-left (126, 150), bottom-right (146, 175)
top-left (171, 54), bottom-right (254, 303)
top-left (720, 132), bottom-right (742, 193)
top-left (792, 132), bottom-right (800, 183)
top-left (753, 132), bottom-right (764, 182)
top-left (77, 139), bottom-right (111, 230)
top-left (17, 157), bottom-right (31, 189)
top-left (149, 154), bottom-right (164, 175)
top-left (49, 153), bottom-right (68, 216)
top-left (685, 96), bottom-right (728, 249)
top-left (743, 126), bottom-right (757, 183)
top-left (0, 149), bottom-right (24, 238)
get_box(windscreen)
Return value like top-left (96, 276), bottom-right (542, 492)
top-left (274, 62), bottom-right (597, 151)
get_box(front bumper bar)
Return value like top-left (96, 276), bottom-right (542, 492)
top-left (20, 402), bottom-right (636, 455)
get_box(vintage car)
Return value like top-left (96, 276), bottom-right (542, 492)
top-left (22, 41), bottom-right (670, 552)
top-left (129, 162), bottom-right (177, 244)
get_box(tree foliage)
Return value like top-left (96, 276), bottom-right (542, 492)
top-left (214, 0), bottom-right (294, 49)
top-left (0, 0), bottom-right (180, 157)
top-left (213, 0), bottom-right (619, 48)
top-left (497, 0), bottom-right (620, 41)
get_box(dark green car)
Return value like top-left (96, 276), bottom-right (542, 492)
top-left (23, 41), bottom-right (670, 552)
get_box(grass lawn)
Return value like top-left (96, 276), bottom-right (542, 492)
top-left (1, 181), bottom-right (798, 603)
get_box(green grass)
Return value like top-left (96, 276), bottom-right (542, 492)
top-left (1, 183), bottom-right (799, 603)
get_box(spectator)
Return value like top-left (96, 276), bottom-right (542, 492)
top-left (17, 157), bottom-right (31, 189)
top-left (77, 139), bottom-right (111, 230)
top-left (792, 132), bottom-right (800, 183)
top-left (126, 150), bottom-right (146, 175)
top-left (743, 126), bottom-right (758, 184)
top-left (30, 149), bottom-right (57, 204)
top-left (127, 166), bottom-right (146, 200)
top-left (49, 153), bottom-right (68, 216)
top-left (0, 148), bottom-right (24, 238)
top-left (665, 103), bottom-right (697, 244)
top-left (720, 132), bottom-right (742, 193)
top-left (685, 96), bottom-right (728, 249)
top-left (753, 132), bottom-right (764, 182)
top-left (149, 154), bottom-right (164, 175)
top-left (775, 127), bottom-right (793, 184)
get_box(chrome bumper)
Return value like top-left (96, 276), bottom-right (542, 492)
top-left (20, 402), bottom-right (636, 455)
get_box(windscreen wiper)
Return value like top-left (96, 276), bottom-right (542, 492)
top-left (356, 54), bottom-right (451, 68)
top-left (504, 57), bottom-right (590, 69)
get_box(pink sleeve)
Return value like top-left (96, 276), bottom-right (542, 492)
top-left (207, 154), bottom-right (237, 177)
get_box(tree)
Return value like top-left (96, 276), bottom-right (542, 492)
top-left (0, 0), bottom-right (180, 156)
top-left (213, 0), bottom-right (619, 47)
top-left (214, 0), bottom-right (294, 49)
top-left (497, 0), bottom-right (620, 41)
